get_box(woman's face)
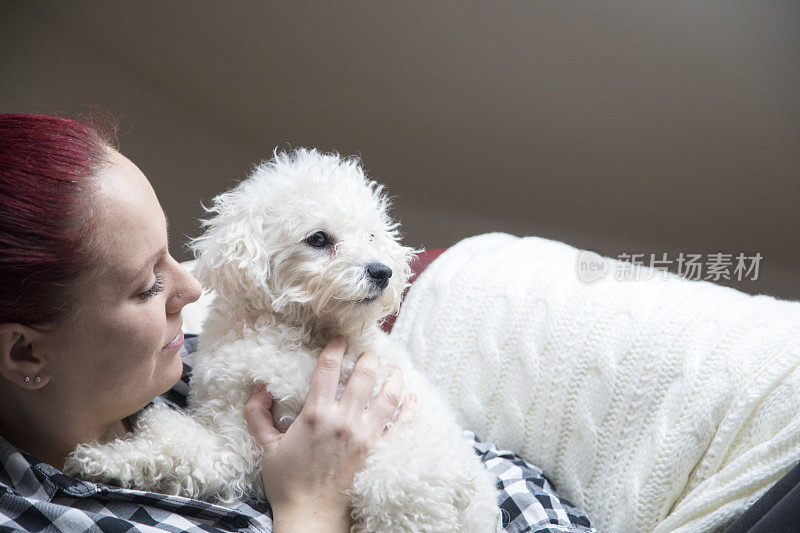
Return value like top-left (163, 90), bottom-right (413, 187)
top-left (34, 148), bottom-right (202, 423)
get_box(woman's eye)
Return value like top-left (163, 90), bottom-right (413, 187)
top-left (138, 274), bottom-right (165, 300)
top-left (305, 231), bottom-right (330, 248)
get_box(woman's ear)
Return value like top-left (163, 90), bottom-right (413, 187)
top-left (0, 324), bottom-right (50, 389)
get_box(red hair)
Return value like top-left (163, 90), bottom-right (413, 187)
top-left (0, 113), bottom-right (114, 328)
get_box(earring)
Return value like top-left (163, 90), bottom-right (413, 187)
top-left (34, 376), bottom-right (41, 383)
top-left (178, 292), bottom-right (183, 298)
top-left (24, 376), bottom-right (30, 383)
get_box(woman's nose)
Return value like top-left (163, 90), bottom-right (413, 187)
top-left (181, 272), bottom-right (203, 305)
top-left (168, 262), bottom-right (203, 313)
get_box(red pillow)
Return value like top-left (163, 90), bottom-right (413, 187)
top-left (381, 248), bottom-right (446, 333)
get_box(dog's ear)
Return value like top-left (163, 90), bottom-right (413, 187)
top-left (189, 187), bottom-right (275, 306)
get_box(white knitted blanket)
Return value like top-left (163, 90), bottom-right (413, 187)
top-left (389, 233), bottom-right (800, 533)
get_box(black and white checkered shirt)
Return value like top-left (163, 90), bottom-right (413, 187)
top-left (0, 335), bottom-right (594, 532)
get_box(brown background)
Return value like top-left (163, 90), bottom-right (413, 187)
top-left (2, 1), bottom-right (798, 299)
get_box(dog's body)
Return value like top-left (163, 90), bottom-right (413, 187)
top-left (66, 149), bottom-right (500, 532)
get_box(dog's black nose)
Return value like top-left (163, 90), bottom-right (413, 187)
top-left (366, 262), bottom-right (392, 290)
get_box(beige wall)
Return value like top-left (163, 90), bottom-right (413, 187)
top-left (2, 1), bottom-right (798, 299)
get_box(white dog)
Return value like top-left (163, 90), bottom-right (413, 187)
top-left (66, 148), bottom-right (501, 532)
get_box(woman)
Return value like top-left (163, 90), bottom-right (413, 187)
top-left (0, 113), bottom-right (593, 532)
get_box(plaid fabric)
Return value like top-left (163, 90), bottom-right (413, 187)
top-left (472, 434), bottom-right (594, 533)
top-left (0, 335), bottom-right (594, 532)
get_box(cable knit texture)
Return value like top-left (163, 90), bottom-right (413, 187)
top-left (389, 233), bottom-right (800, 533)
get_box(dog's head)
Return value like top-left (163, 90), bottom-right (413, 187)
top-left (191, 148), bottom-right (417, 333)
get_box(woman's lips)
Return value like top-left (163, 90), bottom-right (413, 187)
top-left (162, 330), bottom-right (184, 350)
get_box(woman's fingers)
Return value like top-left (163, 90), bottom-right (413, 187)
top-left (365, 365), bottom-right (403, 434)
top-left (244, 382), bottom-right (282, 450)
top-left (339, 350), bottom-right (380, 414)
top-left (301, 337), bottom-right (417, 442)
top-left (305, 335), bottom-right (347, 410)
top-left (391, 393), bottom-right (418, 431)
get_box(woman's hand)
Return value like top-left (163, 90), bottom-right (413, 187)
top-left (243, 336), bottom-right (417, 533)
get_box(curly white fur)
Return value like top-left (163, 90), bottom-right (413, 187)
top-left (65, 148), bottom-right (501, 532)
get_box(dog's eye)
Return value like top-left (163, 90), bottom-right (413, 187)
top-left (369, 233), bottom-right (375, 241)
top-left (305, 231), bottom-right (330, 248)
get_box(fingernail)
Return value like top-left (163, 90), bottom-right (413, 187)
top-left (253, 381), bottom-right (265, 393)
